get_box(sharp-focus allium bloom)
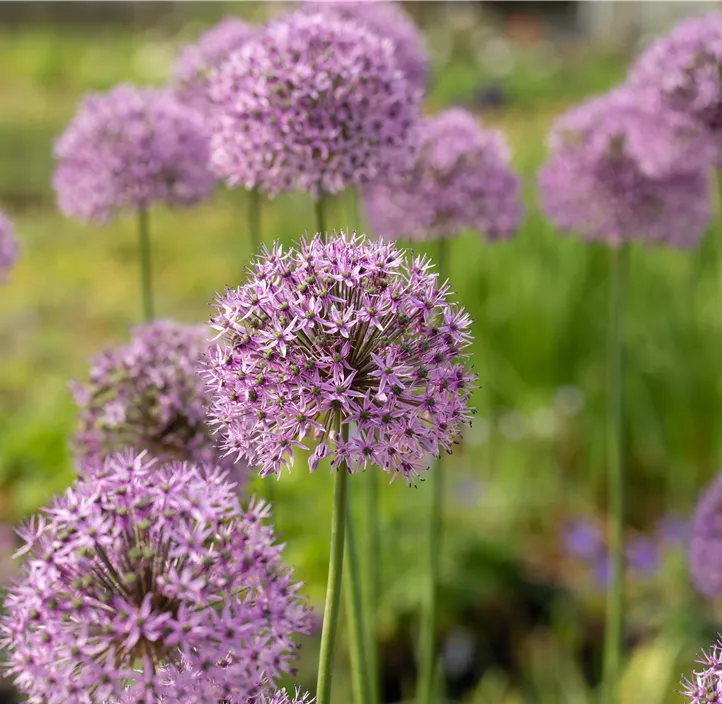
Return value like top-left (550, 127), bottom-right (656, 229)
top-left (0, 452), bottom-right (310, 704)
top-left (688, 472), bottom-right (722, 598)
top-left (629, 12), bottom-right (722, 162)
top-left (209, 11), bottom-right (421, 198)
top-left (301, 0), bottom-right (428, 91)
top-left (172, 18), bottom-right (255, 112)
top-left (678, 636), bottom-right (722, 703)
top-left (0, 209), bottom-right (18, 283)
top-left (71, 320), bottom-right (244, 482)
top-left (205, 231), bottom-right (476, 485)
top-left (54, 85), bottom-right (214, 223)
top-left (259, 688), bottom-right (314, 704)
top-left (538, 88), bottom-right (712, 248)
top-left (363, 109), bottom-right (522, 242)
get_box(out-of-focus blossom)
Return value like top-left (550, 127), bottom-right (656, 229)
top-left (172, 18), bottom-right (255, 112)
top-left (363, 109), bottom-right (522, 242)
top-left (625, 535), bottom-right (659, 577)
top-left (538, 88), bottom-right (712, 248)
top-left (54, 85), bottom-right (214, 223)
top-left (689, 472), bottom-right (722, 597)
top-left (0, 209), bottom-right (18, 283)
top-left (301, 0), bottom-right (428, 90)
top-left (656, 512), bottom-right (689, 547)
top-left (209, 11), bottom-right (421, 199)
top-left (205, 231), bottom-right (476, 485)
top-left (562, 518), bottom-right (604, 561)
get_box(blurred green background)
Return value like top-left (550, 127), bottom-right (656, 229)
top-left (1, 2), bottom-right (720, 702)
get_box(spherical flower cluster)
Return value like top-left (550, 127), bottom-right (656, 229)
top-left (629, 12), bottom-right (722, 161)
top-left (71, 320), bottom-right (244, 481)
top-left (54, 85), bottom-right (214, 223)
top-left (209, 11), bottom-right (422, 198)
top-left (0, 209), bottom-right (18, 283)
top-left (258, 688), bottom-right (314, 704)
top-left (172, 18), bottom-right (255, 112)
top-left (538, 88), bottom-right (711, 247)
top-left (0, 451), bottom-right (310, 704)
top-left (205, 231), bottom-right (476, 485)
top-left (688, 471), bottom-right (722, 598)
top-left (678, 636), bottom-right (722, 703)
top-left (363, 109), bottom-right (522, 242)
top-left (301, 0), bottom-right (428, 91)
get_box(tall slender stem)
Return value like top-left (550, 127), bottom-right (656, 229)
top-left (315, 195), bottom-right (327, 234)
top-left (362, 469), bottom-right (380, 704)
top-left (417, 238), bottom-right (449, 704)
top-left (138, 205), bottom-right (154, 321)
top-left (316, 466), bottom-right (349, 704)
top-left (344, 459), bottom-right (371, 704)
top-left (248, 188), bottom-right (262, 258)
top-left (601, 243), bottom-right (628, 704)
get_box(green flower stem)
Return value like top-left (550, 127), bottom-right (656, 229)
top-left (248, 188), bottom-right (262, 257)
top-left (315, 195), bottom-right (327, 234)
top-left (417, 238), bottom-right (449, 704)
top-left (138, 205), bottom-right (154, 321)
top-left (315, 463), bottom-right (349, 704)
top-left (362, 469), bottom-right (380, 704)
top-left (601, 243), bottom-right (629, 704)
top-left (344, 464), bottom-right (371, 704)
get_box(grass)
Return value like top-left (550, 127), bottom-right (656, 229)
top-left (0, 10), bottom-right (717, 701)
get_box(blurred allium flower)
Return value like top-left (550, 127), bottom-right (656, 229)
top-left (625, 535), bottom-right (658, 577)
top-left (0, 451), bottom-right (310, 704)
top-left (172, 18), bottom-right (255, 112)
top-left (678, 636), bottom-right (722, 703)
top-left (629, 12), bottom-right (722, 162)
top-left (0, 209), bottom-right (18, 283)
top-left (205, 232), bottom-right (476, 484)
top-left (209, 11), bottom-right (421, 198)
top-left (538, 88), bottom-right (712, 247)
top-left (363, 109), bottom-right (522, 242)
top-left (657, 512), bottom-right (689, 547)
top-left (562, 518), bottom-right (604, 561)
top-left (71, 320), bottom-right (243, 480)
top-left (689, 472), bottom-right (722, 598)
top-left (301, 0), bottom-right (428, 91)
top-left (54, 85), bottom-right (214, 223)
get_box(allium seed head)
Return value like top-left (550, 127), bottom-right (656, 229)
top-left (172, 18), bottom-right (256, 112)
top-left (71, 320), bottom-right (245, 483)
top-left (689, 471), bottom-right (722, 598)
top-left (301, 0), bottom-right (428, 91)
top-left (0, 451), bottom-right (311, 704)
top-left (538, 88), bottom-right (711, 247)
top-left (205, 231), bottom-right (476, 485)
top-left (629, 12), bottom-right (722, 162)
top-left (209, 11), bottom-right (422, 198)
top-left (678, 636), bottom-right (722, 703)
top-left (54, 85), bottom-right (214, 223)
top-left (0, 209), bottom-right (18, 283)
top-left (363, 108), bottom-right (522, 242)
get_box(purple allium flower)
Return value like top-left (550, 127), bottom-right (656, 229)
top-left (678, 636), bottom-right (722, 703)
top-left (625, 535), bottom-right (659, 577)
top-left (561, 518), bottom-right (604, 561)
top-left (0, 451), bottom-right (310, 704)
top-left (54, 85), bottom-right (214, 223)
top-left (209, 11), bottom-right (421, 199)
top-left (71, 320), bottom-right (245, 483)
top-left (259, 688), bottom-right (314, 704)
top-left (0, 209), bottom-right (18, 283)
top-left (538, 88), bottom-right (712, 248)
top-left (363, 108), bottom-right (522, 242)
top-left (301, 0), bottom-right (428, 91)
top-left (172, 18), bottom-right (255, 112)
top-left (629, 12), bottom-right (722, 162)
top-left (688, 472), bottom-right (722, 598)
top-left (205, 231), bottom-right (476, 485)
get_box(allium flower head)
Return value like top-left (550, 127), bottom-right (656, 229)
top-left (209, 11), bottom-right (421, 198)
top-left (301, 0), bottom-right (428, 91)
top-left (71, 320), bottom-right (242, 480)
top-left (538, 88), bottom-right (711, 247)
top-left (206, 231), bottom-right (476, 484)
top-left (0, 209), bottom-right (18, 283)
top-left (363, 108), bottom-right (522, 241)
top-left (259, 688), bottom-right (314, 704)
top-left (689, 471), bottom-right (722, 598)
top-left (54, 85), bottom-right (214, 223)
top-left (629, 12), bottom-right (722, 161)
top-left (0, 451), bottom-right (310, 704)
top-left (678, 636), bottom-right (722, 703)
top-left (172, 18), bottom-right (255, 112)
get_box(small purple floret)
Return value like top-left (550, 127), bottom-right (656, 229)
top-left (0, 210), bottom-right (18, 283)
